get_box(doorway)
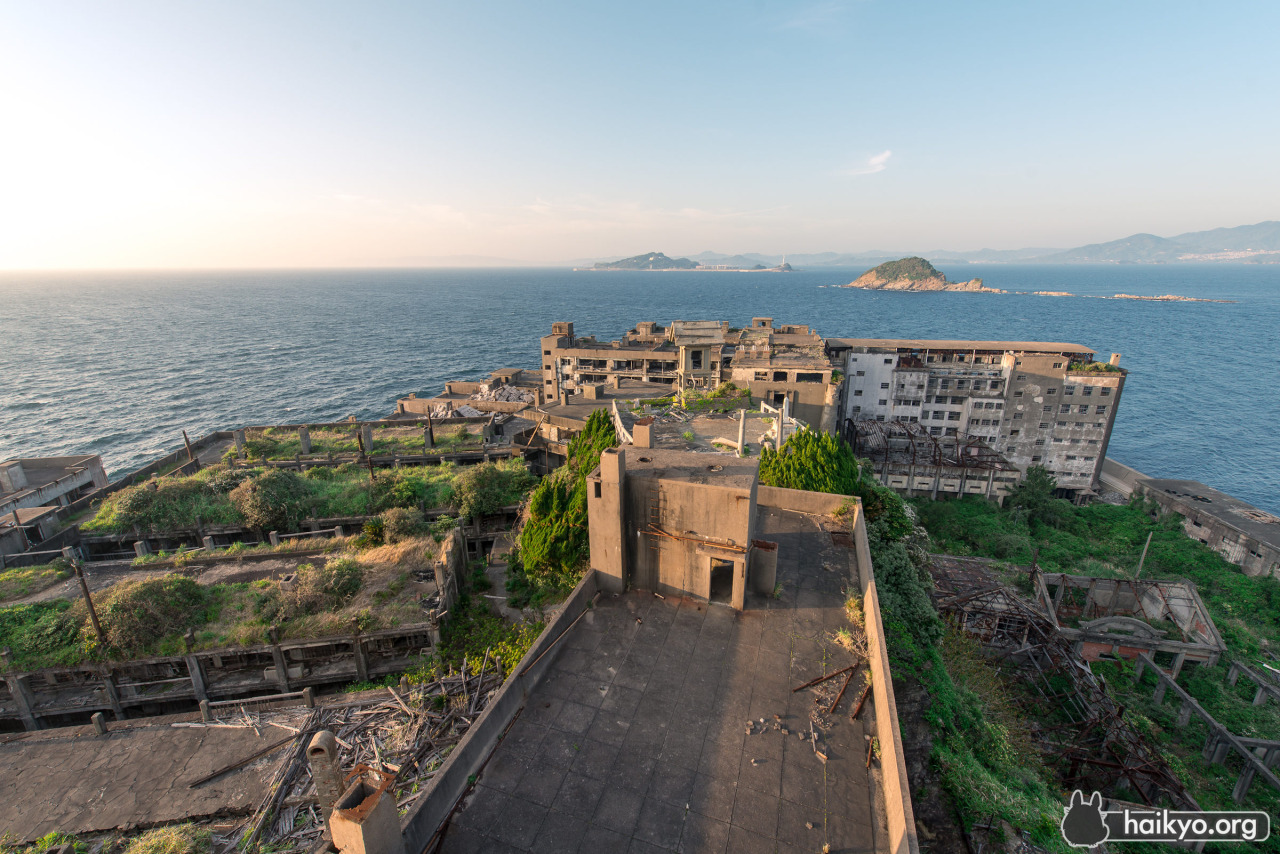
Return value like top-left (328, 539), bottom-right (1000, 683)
top-left (709, 558), bottom-right (734, 604)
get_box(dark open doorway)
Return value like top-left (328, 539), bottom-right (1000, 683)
top-left (709, 558), bottom-right (734, 604)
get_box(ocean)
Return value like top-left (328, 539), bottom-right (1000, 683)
top-left (1, 264), bottom-right (1277, 514)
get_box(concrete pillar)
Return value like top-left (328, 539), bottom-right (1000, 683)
top-left (5, 675), bottom-right (41, 731)
top-left (1228, 662), bottom-right (1241, 686)
top-left (186, 655), bottom-right (208, 702)
top-left (268, 627), bottom-right (291, 691)
top-left (134, 540), bottom-right (151, 557)
top-left (1202, 734), bottom-right (1217, 762)
top-left (234, 429), bottom-right (246, 452)
top-left (1211, 740), bottom-right (1230, 765)
top-left (1171, 652), bottom-right (1187, 679)
top-left (299, 426), bottom-right (312, 455)
top-left (91, 712), bottom-right (108, 735)
top-left (303, 686), bottom-right (315, 708)
top-left (483, 415), bottom-right (495, 441)
top-left (1153, 680), bottom-right (1167, 705)
top-left (633, 418), bottom-right (653, 449)
top-left (1255, 685), bottom-right (1269, 706)
top-left (309, 730), bottom-right (347, 822)
top-left (269, 531), bottom-right (280, 547)
top-left (737, 410), bottom-right (747, 457)
top-left (587, 448), bottom-right (627, 594)
top-left (200, 700), bottom-right (212, 722)
top-left (353, 635), bottom-right (369, 683)
top-left (1264, 747), bottom-right (1280, 770)
top-left (1233, 767), bottom-right (1256, 803)
top-left (360, 424), bottom-right (373, 453)
top-left (329, 769), bottom-right (407, 854)
top-left (100, 669), bottom-right (126, 721)
top-left (1177, 701), bottom-right (1193, 728)
top-left (423, 424), bottom-right (434, 450)
top-left (202, 536), bottom-right (215, 551)
top-left (1134, 657), bottom-right (1145, 681)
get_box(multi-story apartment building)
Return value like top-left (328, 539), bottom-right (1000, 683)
top-left (826, 338), bottom-right (1126, 498)
top-left (540, 318), bottom-right (839, 429)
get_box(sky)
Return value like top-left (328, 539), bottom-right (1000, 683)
top-left (2, 1), bottom-right (1279, 269)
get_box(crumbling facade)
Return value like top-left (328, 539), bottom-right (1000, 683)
top-left (541, 317), bottom-right (839, 428)
top-left (587, 448), bottom-right (773, 608)
top-left (827, 338), bottom-right (1126, 498)
top-left (1136, 479), bottom-right (1280, 578)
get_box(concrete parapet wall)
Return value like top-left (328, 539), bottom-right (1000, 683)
top-left (1100, 457), bottom-right (1146, 497)
top-left (757, 485), bottom-right (851, 517)
top-left (850, 501), bottom-right (920, 854)
top-left (401, 569), bottom-right (600, 852)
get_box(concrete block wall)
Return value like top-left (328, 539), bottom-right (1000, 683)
top-left (400, 570), bottom-right (601, 853)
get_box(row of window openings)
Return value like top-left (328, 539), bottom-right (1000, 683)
top-left (851, 354), bottom-right (1008, 366)
top-left (1013, 385), bottom-right (1111, 397)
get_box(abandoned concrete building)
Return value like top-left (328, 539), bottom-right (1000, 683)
top-left (1135, 478), bottom-right (1280, 578)
top-left (540, 317), bottom-right (840, 428)
top-left (395, 368), bottom-right (545, 419)
top-left (0, 455), bottom-right (108, 560)
top-left (586, 448), bottom-right (767, 609)
top-left (826, 338), bottom-right (1126, 499)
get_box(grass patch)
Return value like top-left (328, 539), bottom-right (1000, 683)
top-left (0, 536), bottom-right (444, 666)
top-left (227, 424), bottom-right (477, 462)
top-left (0, 563), bottom-right (70, 602)
top-left (83, 459), bottom-right (535, 535)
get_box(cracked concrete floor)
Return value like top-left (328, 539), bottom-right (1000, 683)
top-left (0, 718), bottom-right (288, 842)
top-left (439, 506), bottom-right (888, 854)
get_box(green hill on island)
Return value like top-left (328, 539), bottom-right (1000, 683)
top-left (844, 256), bottom-right (1003, 293)
top-left (594, 251), bottom-right (698, 270)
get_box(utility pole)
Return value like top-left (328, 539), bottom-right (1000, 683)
top-left (1134, 531), bottom-right (1154, 579)
top-left (74, 562), bottom-right (107, 650)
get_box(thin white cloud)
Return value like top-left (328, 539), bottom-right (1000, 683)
top-left (840, 150), bottom-right (892, 177)
top-left (780, 1), bottom-right (847, 31)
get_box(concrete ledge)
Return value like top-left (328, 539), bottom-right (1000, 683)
top-left (757, 484), bottom-right (852, 516)
top-left (400, 569), bottom-right (600, 853)
top-left (851, 502), bottom-right (920, 854)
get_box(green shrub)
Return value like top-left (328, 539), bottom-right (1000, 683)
top-left (0, 600), bottom-right (84, 668)
top-left (94, 575), bottom-right (209, 657)
top-left (453, 460), bottom-right (536, 519)
top-left (261, 558), bottom-right (363, 622)
top-left (380, 507), bottom-right (425, 542)
top-left (229, 468), bottom-right (310, 531)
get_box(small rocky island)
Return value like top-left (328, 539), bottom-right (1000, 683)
top-left (590, 251), bottom-right (793, 272)
top-left (842, 257), bottom-right (1004, 292)
top-left (594, 251), bottom-right (699, 270)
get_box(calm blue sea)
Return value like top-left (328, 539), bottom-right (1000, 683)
top-left (1, 265), bottom-right (1277, 513)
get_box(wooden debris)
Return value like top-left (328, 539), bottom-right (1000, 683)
top-left (219, 665), bottom-right (505, 853)
top-left (791, 665), bottom-right (854, 693)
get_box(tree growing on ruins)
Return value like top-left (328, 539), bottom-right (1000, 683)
top-left (229, 468), bottom-right (310, 532)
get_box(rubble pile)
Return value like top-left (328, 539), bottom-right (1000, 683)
top-left (218, 666), bottom-right (503, 853)
top-left (470, 383), bottom-right (535, 405)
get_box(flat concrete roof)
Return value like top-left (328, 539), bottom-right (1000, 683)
top-left (539, 381), bottom-right (674, 421)
top-left (1141, 478), bottom-right (1280, 550)
top-left (619, 447), bottom-right (759, 490)
top-left (438, 507), bottom-right (889, 853)
top-left (827, 337), bottom-right (1095, 354)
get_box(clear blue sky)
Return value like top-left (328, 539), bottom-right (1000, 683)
top-left (2, 1), bottom-right (1278, 267)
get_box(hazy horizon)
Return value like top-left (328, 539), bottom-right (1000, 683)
top-left (4, 1), bottom-right (1280, 270)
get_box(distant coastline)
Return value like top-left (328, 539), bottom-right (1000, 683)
top-left (1018, 291), bottom-right (1235, 303)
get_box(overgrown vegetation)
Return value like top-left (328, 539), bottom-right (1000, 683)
top-left (916, 468), bottom-right (1280, 842)
top-left (0, 537), bottom-right (439, 667)
top-left (513, 410), bottom-right (617, 604)
top-left (1067, 360), bottom-right (1124, 374)
top-left (84, 459), bottom-right (535, 535)
top-left (758, 430), bottom-right (912, 539)
top-left (760, 438), bottom-right (1069, 846)
top-left (224, 424), bottom-right (476, 462)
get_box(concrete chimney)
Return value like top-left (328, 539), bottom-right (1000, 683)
top-left (1109, 353), bottom-right (1121, 366)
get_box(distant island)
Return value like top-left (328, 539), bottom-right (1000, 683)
top-left (565, 220), bottom-right (1279, 268)
top-left (587, 251), bottom-right (793, 272)
top-left (842, 257), bottom-right (1004, 293)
